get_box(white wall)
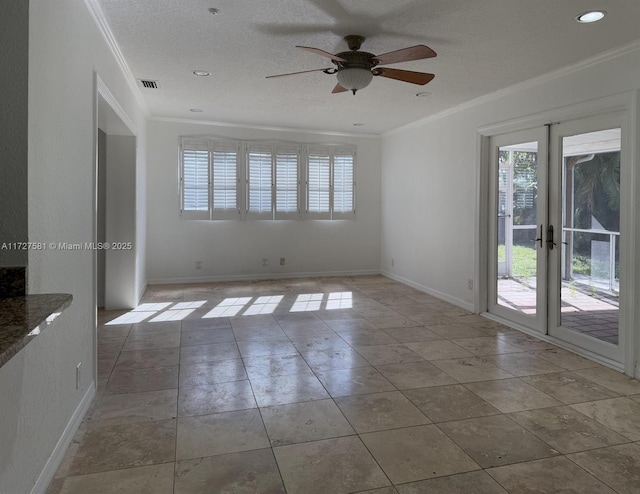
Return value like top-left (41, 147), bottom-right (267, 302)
top-left (105, 134), bottom-right (137, 309)
top-left (0, 0), bottom-right (147, 492)
top-left (381, 115), bottom-right (479, 309)
top-left (135, 123), bottom-right (148, 301)
top-left (380, 44), bottom-right (640, 364)
top-left (146, 119), bottom-right (382, 283)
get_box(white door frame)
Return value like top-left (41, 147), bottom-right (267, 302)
top-left (476, 92), bottom-right (638, 376)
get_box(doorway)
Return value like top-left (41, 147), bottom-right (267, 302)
top-left (96, 79), bottom-right (138, 310)
top-left (486, 113), bottom-right (625, 366)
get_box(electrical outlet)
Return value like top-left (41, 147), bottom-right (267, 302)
top-left (280, 257), bottom-right (285, 266)
top-left (195, 261), bottom-right (203, 270)
top-left (76, 362), bottom-right (82, 390)
top-left (391, 258), bottom-right (395, 267)
top-left (262, 258), bottom-right (268, 267)
top-left (468, 279), bottom-right (474, 290)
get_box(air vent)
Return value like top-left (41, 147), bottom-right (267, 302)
top-left (137, 79), bottom-right (160, 89)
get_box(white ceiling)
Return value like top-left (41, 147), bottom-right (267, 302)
top-left (98, 0), bottom-right (640, 135)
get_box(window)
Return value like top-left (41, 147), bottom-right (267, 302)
top-left (245, 143), bottom-right (300, 219)
top-left (180, 137), bottom-right (354, 220)
top-left (182, 142), bottom-right (209, 214)
top-left (307, 148), bottom-right (331, 218)
top-left (179, 139), bottom-right (238, 219)
top-left (306, 146), bottom-right (356, 219)
top-left (212, 141), bottom-right (239, 219)
top-left (332, 149), bottom-right (355, 219)
top-left (275, 146), bottom-right (299, 218)
top-left (181, 139), bottom-right (209, 220)
top-left (246, 144), bottom-right (273, 218)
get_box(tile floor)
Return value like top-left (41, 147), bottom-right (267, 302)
top-left (47, 276), bottom-right (640, 493)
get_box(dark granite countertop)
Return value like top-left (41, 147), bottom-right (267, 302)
top-left (0, 293), bottom-right (73, 367)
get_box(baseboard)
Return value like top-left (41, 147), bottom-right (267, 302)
top-left (147, 269), bottom-right (381, 285)
top-left (31, 383), bottom-right (96, 494)
top-left (380, 270), bottom-right (475, 312)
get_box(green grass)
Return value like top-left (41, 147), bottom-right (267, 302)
top-left (498, 245), bottom-right (618, 279)
top-left (572, 255), bottom-right (590, 275)
top-left (498, 245), bottom-right (537, 278)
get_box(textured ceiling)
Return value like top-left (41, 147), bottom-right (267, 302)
top-left (98, 0), bottom-right (640, 134)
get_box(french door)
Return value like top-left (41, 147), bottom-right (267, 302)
top-left (487, 113), bottom-right (624, 364)
top-left (488, 128), bottom-right (548, 332)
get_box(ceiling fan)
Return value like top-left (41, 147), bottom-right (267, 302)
top-left (267, 35), bottom-right (436, 95)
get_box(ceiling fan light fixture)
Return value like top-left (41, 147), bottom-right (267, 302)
top-left (575, 10), bottom-right (606, 23)
top-left (336, 67), bottom-right (373, 95)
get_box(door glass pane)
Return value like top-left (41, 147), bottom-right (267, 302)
top-left (496, 142), bottom-right (539, 316)
top-left (560, 129), bottom-right (620, 344)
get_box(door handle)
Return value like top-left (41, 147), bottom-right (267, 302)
top-left (547, 225), bottom-right (557, 250)
top-left (535, 224), bottom-right (543, 248)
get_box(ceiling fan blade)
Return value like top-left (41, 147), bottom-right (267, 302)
top-left (332, 84), bottom-right (348, 94)
top-left (373, 45), bottom-right (437, 65)
top-left (296, 46), bottom-right (347, 63)
top-left (375, 68), bottom-right (435, 85)
top-left (266, 68), bottom-right (331, 79)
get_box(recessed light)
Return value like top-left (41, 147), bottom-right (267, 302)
top-left (208, 8), bottom-right (220, 15)
top-left (575, 10), bottom-right (606, 23)
top-left (353, 123), bottom-right (364, 126)
top-left (416, 92), bottom-right (431, 97)
top-left (193, 70), bottom-right (210, 77)
top-left (190, 108), bottom-right (203, 113)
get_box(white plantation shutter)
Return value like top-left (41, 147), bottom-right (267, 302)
top-left (275, 146), bottom-right (299, 218)
top-left (181, 140), bottom-right (210, 219)
top-left (307, 148), bottom-right (331, 219)
top-left (212, 141), bottom-right (238, 219)
top-left (247, 144), bottom-right (273, 218)
top-left (183, 149), bottom-right (209, 210)
top-left (180, 137), bottom-right (355, 221)
top-left (332, 150), bottom-right (355, 218)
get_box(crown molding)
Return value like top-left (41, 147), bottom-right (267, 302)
top-left (83, 0), bottom-right (149, 118)
top-left (150, 116), bottom-right (381, 139)
top-left (384, 38), bottom-right (640, 137)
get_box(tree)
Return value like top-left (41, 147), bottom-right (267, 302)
top-left (573, 151), bottom-right (620, 232)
